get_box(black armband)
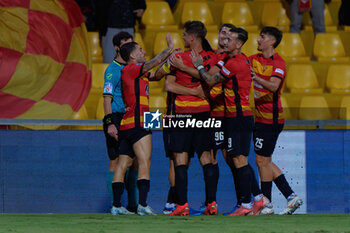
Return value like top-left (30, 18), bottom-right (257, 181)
top-left (103, 114), bottom-right (114, 126)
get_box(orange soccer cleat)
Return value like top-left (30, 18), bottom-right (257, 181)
top-left (252, 195), bottom-right (270, 215)
top-left (227, 205), bottom-right (252, 216)
top-left (203, 201), bottom-right (218, 215)
top-left (168, 203), bottom-right (189, 216)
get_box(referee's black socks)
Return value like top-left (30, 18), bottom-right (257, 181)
top-left (112, 182), bottom-right (124, 208)
top-left (175, 165), bottom-right (188, 205)
top-left (137, 179), bottom-right (150, 207)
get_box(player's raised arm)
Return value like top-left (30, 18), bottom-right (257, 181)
top-left (191, 50), bottom-right (226, 87)
top-left (250, 67), bottom-right (282, 93)
top-left (164, 75), bottom-right (206, 99)
top-left (142, 33), bottom-right (174, 74)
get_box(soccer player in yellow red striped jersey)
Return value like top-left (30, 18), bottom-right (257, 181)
top-left (191, 27), bottom-right (268, 216)
top-left (110, 33), bottom-right (174, 216)
top-left (165, 21), bottom-right (219, 216)
top-left (250, 27), bottom-right (303, 215)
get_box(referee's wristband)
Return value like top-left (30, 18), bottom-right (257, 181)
top-left (103, 114), bottom-right (114, 127)
top-left (196, 65), bottom-right (204, 71)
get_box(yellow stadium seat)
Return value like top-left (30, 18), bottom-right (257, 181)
top-left (141, 1), bottom-right (178, 31)
top-left (339, 96), bottom-right (350, 120)
top-left (303, 5), bottom-right (337, 32)
top-left (88, 32), bottom-right (103, 63)
top-left (149, 95), bottom-right (166, 112)
top-left (221, 2), bottom-right (258, 32)
top-left (134, 32), bottom-right (145, 49)
top-left (206, 32), bottom-right (218, 50)
top-left (280, 96), bottom-right (296, 120)
top-left (299, 96), bottom-right (332, 120)
top-left (92, 63), bottom-right (109, 90)
top-left (286, 64), bottom-right (323, 94)
top-left (326, 65), bottom-right (350, 94)
top-left (241, 33), bottom-right (259, 57)
top-left (153, 32), bottom-right (184, 56)
top-left (96, 97), bottom-right (105, 120)
top-left (181, 2), bottom-right (217, 31)
top-left (313, 33), bottom-right (349, 62)
top-left (261, 2), bottom-right (290, 32)
top-left (275, 33), bottom-right (310, 62)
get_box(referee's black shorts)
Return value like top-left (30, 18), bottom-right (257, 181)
top-left (103, 112), bottom-right (124, 160)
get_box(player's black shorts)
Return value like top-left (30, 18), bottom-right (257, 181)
top-left (103, 112), bottom-right (124, 160)
top-left (119, 127), bottom-right (152, 158)
top-left (225, 115), bottom-right (254, 157)
top-left (253, 122), bottom-right (284, 157)
top-left (168, 112), bottom-right (212, 157)
top-left (211, 116), bottom-right (225, 150)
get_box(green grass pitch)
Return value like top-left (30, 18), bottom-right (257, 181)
top-left (0, 214), bottom-right (350, 233)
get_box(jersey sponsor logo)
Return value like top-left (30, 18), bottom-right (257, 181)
top-left (144, 110), bottom-right (161, 129)
top-left (274, 68), bottom-right (284, 76)
top-left (106, 73), bottom-right (112, 80)
top-left (103, 82), bottom-right (113, 94)
top-left (222, 66), bottom-right (230, 76)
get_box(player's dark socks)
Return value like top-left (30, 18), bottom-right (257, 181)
top-left (230, 165), bottom-right (242, 204)
top-left (203, 163), bottom-right (216, 203)
top-left (261, 181), bottom-right (272, 201)
top-left (237, 165), bottom-right (252, 204)
top-left (274, 174), bottom-right (293, 199)
top-left (167, 186), bottom-right (176, 204)
top-left (112, 182), bottom-right (124, 208)
top-left (175, 165), bottom-right (188, 205)
top-left (137, 179), bottom-right (150, 207)
top-left (248, 164), bottom-right (261, 196)
top-left (213, 163), bottom-right (220, 187)
top-left (125, 168), bottom-right (138, 209)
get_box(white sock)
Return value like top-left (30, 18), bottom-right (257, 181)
top-left (254, 194), bottom-right (263, 202)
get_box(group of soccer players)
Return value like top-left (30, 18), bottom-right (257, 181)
top-left (102, 20), bottom-right (303, 216)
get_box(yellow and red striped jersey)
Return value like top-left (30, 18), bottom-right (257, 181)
top-left (249, 53), bottom-right (286, 125)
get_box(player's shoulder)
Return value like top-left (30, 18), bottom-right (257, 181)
top-left (272, 53), bottom-right (286, 64)
top-left (248, 53), bottom-right (261, 60)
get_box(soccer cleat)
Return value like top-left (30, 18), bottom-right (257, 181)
top-left (168, 203), bottom-right (189, 216)
top-left (223, 203), bottom-right (241, 216)
top-left (111, 206), bottom-right (135, 215)
top-left (279, 195), bottom-right (303, 215)
top-left (203, 201), bottom-right (218, 215)
top-left (260, 203), bottom-right (274, 215)
top-left (252, 195), bottom-right (270, 216)
top-left (189, 207), bottom-right (204, 216)
top-left (137, 204), bottom-right (156, 216)
top-left (227, 205), bottom-right (253, 216)
top-left (163, 203), bottom-right (176, 215)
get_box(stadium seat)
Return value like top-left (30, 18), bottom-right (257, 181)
top-left (149, 95), bottom-right (166, 112)
top-left (96, 97), bottom-right (105, 120)
top-left (241, 33), bottom-right (259, 57)
top-left (261, 2), bottom-right (290, 32)
top-left (221, 2), bottom-right (258, 32)
top-left (339, 96), bottom-right (350, 120)
top-left (92, 63), bottom-right (108, 91)
top-left (280, 96), bottom-right (295, 120)
top-left (153, 32), bottom-right (184, 56)
top-left (302, 5), bottom-right (337, 32)
top-left (88, 32), bottom-right (103, 63)
top-left (206, 32), bottom-right (218, 50)
top-left (299, 96), bottom-right (332, 120)
top-left (313, 33), bottom-right (349, 62)
top-left (181, 2), bottom-right (217, 31)
top-left (141, 1), bottom-right (178, 31)
top-left (286, 64), bottom-right (323, 94)
top-left (275, 33), bottom-right (310, 62)
top-left (326, 65), bottom-right (350, 94)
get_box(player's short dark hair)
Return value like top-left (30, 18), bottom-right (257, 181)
top-left (260, 27), bottom-right (282, 48)
top-left (230, 27), bottom-right (248, 45)
top-left (184, 20), bottom-right (207, 39)
top-left (120, 41), bottom-right (138, 62)
top-left (113, 31), bottom-right (133, 47)
top-left (219, 23), bottom-right (236, 32)
top-left (184, 21), bottom-right (213, 51)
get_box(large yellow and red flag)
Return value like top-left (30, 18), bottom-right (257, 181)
top-left (0, 0), bottom-right (91, 119)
